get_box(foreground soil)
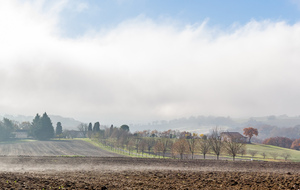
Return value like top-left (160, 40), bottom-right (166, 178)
top-left (0, 156), bottom-right (300, 189)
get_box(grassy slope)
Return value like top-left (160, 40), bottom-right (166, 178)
top-left (243, 143), bottom-right (300, 162)
top-left (80, 138), bottom-right (300, 162)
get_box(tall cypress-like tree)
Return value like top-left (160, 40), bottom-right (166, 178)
top-left (93, 122), bottom-right (100, 132)
top-left (88, 123), bottom-right (93, 131)
top-left (41, 112), bottom-right (54, 140)
top-left (31, 114), bottom-right (42, 139)
top-left (56, 122), bottom-right (63, 136)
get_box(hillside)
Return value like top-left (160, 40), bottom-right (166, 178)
top-left (0, 114), bottom-right (82, 130)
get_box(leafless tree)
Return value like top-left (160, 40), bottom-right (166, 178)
top-left (139, 139), bottom-right (148, 157)
top-left (146, 138), bottom-right (156, 155)
top-left (261, 152), bottom-right (267, 159)
top-left (161, 138), bottom-right (173, 158)
top-left (208, 127), bottom-right (223, 160)
top-left (223, 133), bottom-right (246, 161)
top-left (77, 123), bottom-right (88, 138)
top-left (198, 139), bottom-right (210, 159)
top-left (269, 152), bottom-right (279, 160)
top-left (172, 139), bottom-right (189, 159)
top-left (248, 150), bottom-right (258, 158)
top-left (127, 138), bottom-right (135, 155)
top-left (281, 152), bottom-right (291, 161)
top-left (134, 137), bottom-right (142, 153)
top-left (154, 140), bottom-right (164, 158)
top-left (239, 147), bottom-right (246, 157)
top-left (186, 137), bottom-right (198, 159)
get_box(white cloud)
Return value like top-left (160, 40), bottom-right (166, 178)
top-left (1, 1), bottom-right (300, 125)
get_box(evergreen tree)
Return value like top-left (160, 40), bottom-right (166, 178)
top-left (31, 113), bottom-right (54, 140)
top-left (88, 123), bottom-right (93, 131)
top-left (120, 124), bottom-right (130, 132)
top-left (41, 112), bottom-right (54, 140)
top-left (56, 122), bottom-right (63, 136)
top-left (31, 114), bottom-right (42, 139)
top-left (0, 118), bottom-right (15, 141)
top-left (93, 122), bottom-right (100, 132)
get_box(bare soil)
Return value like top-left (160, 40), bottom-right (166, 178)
top-left (0, 140), bottom-right (122, 157)
top-left (1, 156), bottom-right (300, 189)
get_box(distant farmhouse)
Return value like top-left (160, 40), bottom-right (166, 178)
top-left (65, 130), bottom-right (86, 139)
top-left (221, 132), bottom-right (247, 143)
top-left (13, 129), bottom-right (29, 139)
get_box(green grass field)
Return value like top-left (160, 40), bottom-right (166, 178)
top-left (81, 138), bottom-right (300, 162)
top-left (241, 143), bottom-right (300, 162)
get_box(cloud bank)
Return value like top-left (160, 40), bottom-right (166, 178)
top-left (1, 1), bottom-right (300, 125)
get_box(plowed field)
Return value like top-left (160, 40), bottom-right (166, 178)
top-left (0, 140), bottom-right (121, 157)
top-left (0, 140), bottom-right (300, 189)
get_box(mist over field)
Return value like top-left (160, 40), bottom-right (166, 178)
top-left (1, 1), bottom-right (300, 126)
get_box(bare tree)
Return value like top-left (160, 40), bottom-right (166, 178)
top-left (154, 141), bottom-right (164, 158)
top-left (281, 152), bottom-right (291, 161)
top-left (161, 138), bottom-right (173, 158)
top-left (248, 150), bottom-right (258, 158)
top-left (186, 137), bottom-right (198, 159)
top-left (134, 137), bottom-right (142, 153)
top-left (146, 138), bottom-right (156, 155)
top-left (208, 127), bottom-right (223, 160)
top-left (139, 139), bottom-right (148, 157)
top-left (261, 152), bottom-right (267, 159)
top-left (269, 152), bottom-right (279, 160)
top-left (239, 147), bottom-right (246, 157)
top-left (198, 139), bottom-right (210, 159)
top-left (172, 139), bottom-right (189, 159)
top-left (223, 133), bottom-right (246, 161)
top-left (127, 138), bottom-right (135, 155)
top-left (77, 123), bottom-right (88, 138)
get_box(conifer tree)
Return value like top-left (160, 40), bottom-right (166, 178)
top-left (56, 122), bottom-right (63, 137)
top-left (93, 122), bottom-right (100, 132)
top-left (31, 113), bottom-right (54, 140)
top-left (41, 112), bottom-right (54, 139)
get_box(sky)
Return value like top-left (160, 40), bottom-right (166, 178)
top-left (1, 0), bottom-right (300, 125)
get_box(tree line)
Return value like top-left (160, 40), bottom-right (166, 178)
top-left (92, 126), bottom-right (247, 161)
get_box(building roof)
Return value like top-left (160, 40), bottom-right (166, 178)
top-left (221, 132), bottom-right (246, 139)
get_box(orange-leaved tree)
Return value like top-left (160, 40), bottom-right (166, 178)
top-left (291, 138), bottom-right (300, 150)
top-left (243, 127), bottom-right (258, 143)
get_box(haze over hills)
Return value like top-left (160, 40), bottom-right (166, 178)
top-left (131, 115), bottom-right (300, 140)
top-left (0, 114), bottom-right (82, 130)
top-left (2, 113), bottom-right (300, 140)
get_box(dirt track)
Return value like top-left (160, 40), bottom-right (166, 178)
top-left (1, 156), bottom-right (300, 189)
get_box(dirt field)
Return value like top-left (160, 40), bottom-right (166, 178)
top-left (0, 140), bottom-right (300, 189)
top-left (0, 140), bottom-right (122, 157)
top-left (0, 156), bottom-right (300, 189)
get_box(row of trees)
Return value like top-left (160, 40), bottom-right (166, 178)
top-left (97, 127), bottom-right (246, 161)
top-left (0, 118), bottom-right (16, 141)
top-left (263, 136), bottom-right (300, 150)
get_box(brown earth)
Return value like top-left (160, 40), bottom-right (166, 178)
top-left (1, 156), bottom-right (300, 189)
top-left (0, 140), bottom-right (123, 157)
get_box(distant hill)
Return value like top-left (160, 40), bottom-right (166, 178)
top-left (132, 115), bottom-right (300, 140)
top-left (0, 114), bottom-right (82, 130)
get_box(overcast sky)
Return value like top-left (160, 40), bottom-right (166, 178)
top-left (1, 0), bottom-right (300, 125)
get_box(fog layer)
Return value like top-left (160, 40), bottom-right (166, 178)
top-left (1, 1), bottom-right (300, 124)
